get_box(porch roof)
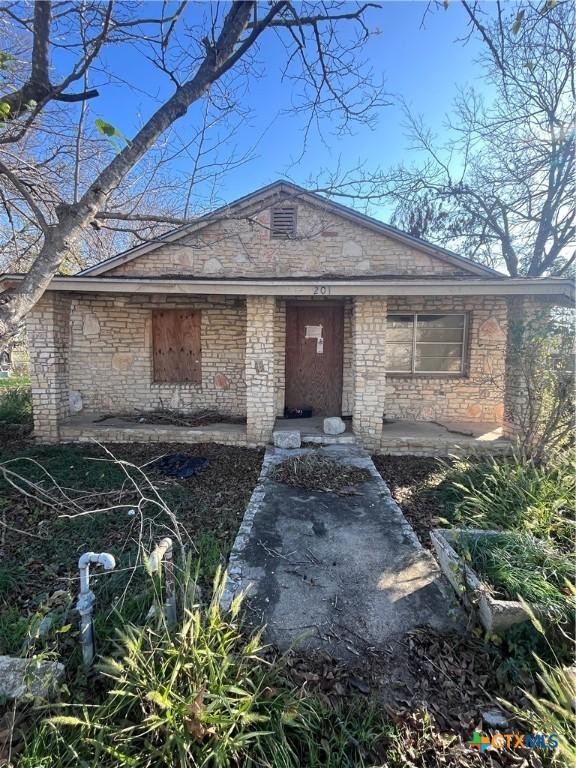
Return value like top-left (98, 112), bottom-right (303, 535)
top-left (0, 273), bottom-right (573, 302)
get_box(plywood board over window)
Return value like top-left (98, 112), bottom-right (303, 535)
top-left (152, 309), bottom-right (201, 383)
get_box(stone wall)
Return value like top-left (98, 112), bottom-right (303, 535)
top-left (27, 289), bottom-right (511, 448)
top-left (27, 293), bottom-right (71, 441)
top-left (106, 198), bottom-right (469, 279)
top-left (245, 296), bottom-right (276, 442)
top-left (352, 297), bottom-right (388, 449)
top-left (385, 296), bottom-right (507, 424)
top-left (67, 293), bottom-right (246, 416)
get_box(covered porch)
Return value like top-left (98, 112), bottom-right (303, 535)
top-left (18, 273), bottom-right (573, 453)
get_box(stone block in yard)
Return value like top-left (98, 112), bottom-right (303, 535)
top-left (323, 417), bottom-right (346, 435)
top-left (273, 430), bottom-right (301, 449)
top-left (0, 655), bottom-right (65, 700)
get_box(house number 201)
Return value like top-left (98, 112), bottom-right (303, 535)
top-left (313, 285), bottom-right (331, 295)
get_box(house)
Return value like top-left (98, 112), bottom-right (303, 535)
top-left (5, 181), bottom-right (573, 453)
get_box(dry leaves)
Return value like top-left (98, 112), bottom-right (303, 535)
top-left (270, 454), bottom-right (372, 492)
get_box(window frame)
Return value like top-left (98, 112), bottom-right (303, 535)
top-left (386, 312), bottom-right (469, 376)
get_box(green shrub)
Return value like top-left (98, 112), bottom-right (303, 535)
top-left (438, 451), bottom-right (575, 547)
top-left (0, 385), bottom-right (32, 425)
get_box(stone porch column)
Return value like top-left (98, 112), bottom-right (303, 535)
top-left (352, 297), bottom-right (387, 450)
top-left (245, 295), bottom-right (276, 444)
top-left (26, 292), bottom-right (71, 442)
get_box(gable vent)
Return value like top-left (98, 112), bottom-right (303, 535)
top-left (271, 206), bottom-right (297, 239)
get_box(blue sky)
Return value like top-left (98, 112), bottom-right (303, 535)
top-left (73, 1), bottom-right (493, 218)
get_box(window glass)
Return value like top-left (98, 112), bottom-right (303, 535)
top-left (386, 313), bottom-right (466, 374)
top-left (387, 342), bottom-right (413, 371)
top-left (415, 355), bottom-right (463, 372)
top-left (416, 327), bottom-right (464, 343)
top-left (417, 314), bottom-right (465, 328)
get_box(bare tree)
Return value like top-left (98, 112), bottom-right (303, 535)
top-left (0, 1), bottom-right (384, 339)
top-left (384, 0), bottom-right (575, 276)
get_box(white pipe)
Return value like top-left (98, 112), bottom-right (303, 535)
top-left (76, 552), bottom-right (116, 667)
top-left (148, 538), bottom-right (177, 625)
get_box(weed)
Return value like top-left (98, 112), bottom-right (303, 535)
top-left (18, 569), bottom-right (394, 768)
top-left (0, 606), bottom-right (30, 654)
top-left (437, 451), bottom-right (575, 547)
top-left (0, 563), bottom-right (28, 603)
top-left (503, 597), bottom-right (576, 768)
top-left (456, 532), bottom-right (575, 625)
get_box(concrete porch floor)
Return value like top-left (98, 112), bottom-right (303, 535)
top-left (380, 419), bottom-right (511, 455)
top-left (274, 416), bottom-right (511, 454)
top-left (58, 414), bottom-right (250, 446)
top-left (56, 413), bottom-right (511, 454)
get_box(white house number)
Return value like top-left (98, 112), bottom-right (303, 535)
top-left (313, 285), bottom-right (331, 295)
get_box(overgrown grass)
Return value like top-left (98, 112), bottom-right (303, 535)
top-left (17, 570), bottom-right (395, 768)
top-left (0, 385), bottom-right (32, 426)
top-left (455, 532), bottom-right (575, 625)
top-left (0, 374), bottom-right (30, 389)
top-left (503, 594), bottom-right (576, 768)
top-left (437, 451), bottom-right (575, 548)
top-left (0, 442), bottom-right (262, 665)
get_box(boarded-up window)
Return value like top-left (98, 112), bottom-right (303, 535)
top-left (152, 310), bottom-right (201, 384)
top-left (271, 206), bottom-right (297, 239)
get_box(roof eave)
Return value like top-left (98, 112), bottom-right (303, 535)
top-left (1, 274), bottom-right (573, 303)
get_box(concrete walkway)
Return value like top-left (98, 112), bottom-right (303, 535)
top-left (223, 444), bottom-right (463, 658)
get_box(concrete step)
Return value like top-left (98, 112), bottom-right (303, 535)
top-left (271, 429), bottom-right (357, 447)
top-left (300, 433), bottom-right (358, 445)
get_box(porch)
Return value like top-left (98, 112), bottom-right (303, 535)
top-left (21, 275), bottom-right (572, 453)
top-left (58, 413), bottom-right (511, 456)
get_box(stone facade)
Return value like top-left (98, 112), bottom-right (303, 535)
top-left (352, 298), bottom-right (388, 449)
top-left (245, 296), bottom-right (276, 442)
top-left (27, 290), bottom-right (511, 447)
top-left (106, 198), bottom-right (469, 279)
top-left (68, 293), bottom-right (246, 416)
top-left (27, 293), bottom-right (71, 441)
top-left (24, 194), bottom-right (523, 449)
top-left (385, 296), bottom-right (507, 424)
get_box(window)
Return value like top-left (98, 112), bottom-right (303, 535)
top-left (387, 313), bottom-right (467, 374)
top-left (270, 206), bottom-right (297, 238)
top-left (152, 310), bottom-right (201, 384)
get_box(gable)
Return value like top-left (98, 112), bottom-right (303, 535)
top-left (86, 184), bottom-right (495, 279)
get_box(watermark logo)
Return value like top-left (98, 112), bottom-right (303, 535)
top-left (467, 732), bottom-right (491, 752)
top-left (467, 732), bottom-right (559, 752)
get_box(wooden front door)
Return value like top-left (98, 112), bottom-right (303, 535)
top-left (285, 303), bottom-right (344, 416)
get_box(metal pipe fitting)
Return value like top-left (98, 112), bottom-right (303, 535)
top-left (148, 537), bottom-right (177, 625)
top-left (76, 552), bottom-right (116, 667)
